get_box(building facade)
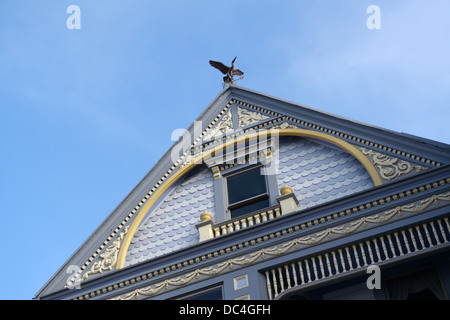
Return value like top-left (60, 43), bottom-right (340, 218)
top-left (35, 85), bottom-right (450, 300)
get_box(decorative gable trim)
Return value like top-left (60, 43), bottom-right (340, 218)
top-left (59, 88), bottom-right (446, 292)
top-left (203, 98), bottom-right (443, 169)
top-left (262, 113), bottom-right (442, 168)
top-left (202, 109), bottom-right (233, 141)
top-left (80, 227), bottom-right (130, 283)
top-left (238, 107), bottom-right (270, 128)
top-left (359, 148), bottom-right (429, 182)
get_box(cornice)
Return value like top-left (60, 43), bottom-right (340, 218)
top-left (111, 191), bottom-right (450, 300)
top-left (229, 86), bottom-right (450, 164)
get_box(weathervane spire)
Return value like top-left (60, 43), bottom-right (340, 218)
top-left (209, 56), bottom-right (244, 87)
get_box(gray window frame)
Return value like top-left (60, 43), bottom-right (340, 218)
top-left (213, 162), bottom-right (279, 224)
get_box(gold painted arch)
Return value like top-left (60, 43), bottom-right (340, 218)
top-left (115, 128), bottom-right (382, 269)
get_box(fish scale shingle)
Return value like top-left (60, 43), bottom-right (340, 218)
top-left (277, 136), bottom-right (373, 210)
top-left (124, 165), bottom-right (215, 267)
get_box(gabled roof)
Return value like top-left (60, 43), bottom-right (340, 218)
top-left (35, 85), bottom-right (450, 299)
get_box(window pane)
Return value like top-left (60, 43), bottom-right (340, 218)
top-left (230, 198), bottom-right (269, 219)
top-left (227, 167), bottom-right (267, 204)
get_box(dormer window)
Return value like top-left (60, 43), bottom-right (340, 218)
top-left (206, 134), bottom-right (280, 224)
top-left (225, 166), bottom-right (269, 219)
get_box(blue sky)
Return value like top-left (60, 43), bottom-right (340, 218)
top-left (0, 0), bottom-right (449, 300)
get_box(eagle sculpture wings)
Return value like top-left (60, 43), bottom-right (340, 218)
top-left (209, 57), bottom-right (244, 85)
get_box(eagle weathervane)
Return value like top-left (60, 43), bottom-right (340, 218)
top-left (209, 57), bottom-right (244, 87)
